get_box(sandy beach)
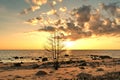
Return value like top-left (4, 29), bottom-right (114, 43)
top-left (0, 56), bottom-right (120, 80)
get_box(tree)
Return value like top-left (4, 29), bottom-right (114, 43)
top-left (45, 30), bottom-right (65, 70)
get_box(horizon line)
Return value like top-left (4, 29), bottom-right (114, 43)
top-left (0, 49), bottom-right (120, 50)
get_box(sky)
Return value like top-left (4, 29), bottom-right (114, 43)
top-left (0, 0), bottom-right (120, 50)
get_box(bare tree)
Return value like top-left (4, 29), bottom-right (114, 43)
top-left (45, 30), bottom-right (65, 70)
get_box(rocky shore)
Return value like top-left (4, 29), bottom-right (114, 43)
top-left (0, 55), bottom-right (120, 80)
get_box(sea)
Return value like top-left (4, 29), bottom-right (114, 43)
top-left (0, 50), bottom-right (120, 63)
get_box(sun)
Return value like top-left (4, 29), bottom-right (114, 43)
top-left (63, 40), bottom-right (74, 48)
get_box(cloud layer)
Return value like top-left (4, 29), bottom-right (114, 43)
top-left (39, 4), bottom-right (120, 40)
top-left (21, 1), bottom-right (120, 41)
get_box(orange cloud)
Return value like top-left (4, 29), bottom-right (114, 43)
top-left (47, 9), bottom-right (57, 15)
top-left (32, 0), bottom-right (47, 5)
top-left (59, 7), bottom-right (67, 12)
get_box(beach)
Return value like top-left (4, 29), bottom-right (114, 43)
top-left (0, 55), bottom-right (120, 80)
top-left (1, 0), bottom-right (120, 79)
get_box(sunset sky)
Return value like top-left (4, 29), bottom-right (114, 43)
top-left (0, 0), bottom-right (120, 50)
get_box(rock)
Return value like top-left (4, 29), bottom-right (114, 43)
top-left (20, 62), bottom-right (24, 64)
top-left (35, 70), bottom-right (47, 76)
top-left (20, 57), bottom-right (23, 59)
top-left (0, 61), bottom-right (2, 64)
top-left (32, 64), bottom-right (39, 69)
top-left (13, 56), bottom-right (19, 59)
top-left (79, 60), bottom-right (87, 66)
top-left (76, 71), bottom-right (120, 80)
top-left (64, 54), bottom-right (69, 57)
top-left (49, 70), bottom-right (54, 73)
top-left (15, 75), bottom-right (22, 78)
top-left (77, 73), bottom-right (94, 80)
top-left (96, 68), bottom-right (104, 71)
top-left (42, 57), bottom-right (48, 62)
top-left (99, 55), bottom-right (112, 59)
top-left (39, 57), bottom-right (42, 58)
top-left (95, 71), bottom-right (120, 80)
top-left (90, 55), bottom-right (100, 60)
top-left (79, 67), bottom-right (85, 69)
top-left (13, 63), bottom-right (21, 67)
top-left (35, 58), bottom-right (39, 61)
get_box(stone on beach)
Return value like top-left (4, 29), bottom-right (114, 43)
top-left (13, 63), bottom-right (21, 67)
top-left (31, 64), bottom-right (39, 69)
top-left (42, 57), bottom-right (48, 62)
top-left (35, 70), bottom-right (48, 76)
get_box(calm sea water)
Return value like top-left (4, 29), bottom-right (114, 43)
top-left (0, 50), bottom-right (120, 63)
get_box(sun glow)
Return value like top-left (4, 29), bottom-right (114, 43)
top-left (63, 40), bottom-right (74, 48)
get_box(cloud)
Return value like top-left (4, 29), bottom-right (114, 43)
top-left (115, 18), bottom-right (120, 25)
top-left (72, 5), bottom-right (91, 26)
top-left (32, 0), bottom-right (47, 5)
top-left (88, 17), bottom-right (120, 37)
top-left (25, 0), bottom-right (47, 6)
top-left (47, 9), bottom-right (57, 15)
top-left (63, 22), bottom-right (92, 40)
top-left (38, 26), bottom-right (56, 32)
top-left (25, 16), bottom-right (42, 25)
top-left (52, 1), bottom-right (57, 6)
top-left (31, 5), bottom-right (40, 11)
top-left (59, 7), bottom-right (67, 12)
top-left (20, 0), bottom-right (47, 15)
top-left (22, 1), bottom-right (120, 41)
top-left (25, 18), bottom-right (38, 25)
top-left (19, 5), bottom-right (40, 15)
top-left (58, 0), bottom-right (63, 2)
top-left (99, 2), bottom-right (120, 17)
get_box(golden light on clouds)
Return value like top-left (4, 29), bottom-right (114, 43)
top-left (52, 1), bottom-right (57, 5)
top-left (59, 7), bottom-right (67, 12)
top-left (47, 9), bottom-right (57, 15)
top-left (32, 0), bottom-right (47, 5)
top-left (31, 6), bottom-right (40, 12)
